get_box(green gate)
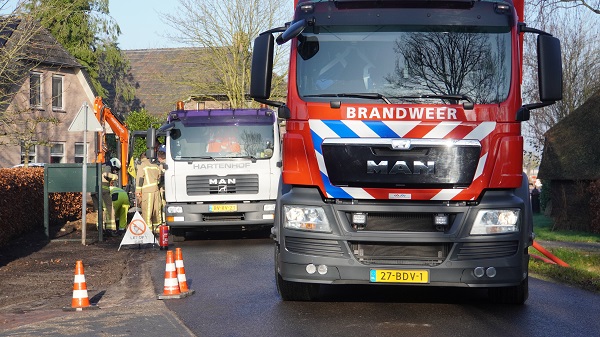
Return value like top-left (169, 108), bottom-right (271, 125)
top-left (43, 163), bottom-right (102, 241)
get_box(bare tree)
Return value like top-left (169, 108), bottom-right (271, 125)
top-left (523, 150), bottom-right (541, 179)
top-left (1, 97), bottom-right (60, 162)
top-left (522, 3), bottom-right (600, 153)
top-left (160, 0), bottom-right (290, 108)
top-left (0, 4), bottom-right (35, 109)
top-left (529, 0), bottom-right (600, 14)
top-left (390, 31), bottom-right (507, 103)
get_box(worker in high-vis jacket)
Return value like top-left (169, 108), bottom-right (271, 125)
top-left (102, 158), bottom-right (121, 236)
top-left (135, 152), bottom-right (163, 232)
top-left (110, 186), bottom-right (130, 233)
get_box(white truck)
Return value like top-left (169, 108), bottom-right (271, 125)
top-left (153, 104), bottom-right (281, 240)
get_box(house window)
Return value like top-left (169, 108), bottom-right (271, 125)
top-left (30, 73), bottom-right (42, 108)
top-left (50, 143), bottom-right (64, 163)
top-left (52, 75), bottom-right (63, 110)
top-left (74, 143), bottom-right (86, 163)
top-left (20, 143), bottom-right (36, 164)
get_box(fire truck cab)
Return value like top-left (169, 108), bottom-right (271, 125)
top-left (251, 0), bottom-right (562, 304)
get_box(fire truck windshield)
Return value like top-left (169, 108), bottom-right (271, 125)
top-left (296, 26), bottom-right (511, 105)
top-left (169, 122), bottom-right (276, 160)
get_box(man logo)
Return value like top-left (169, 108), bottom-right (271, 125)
top-left (367, 160), bottom-right (435, 175)
top-left (210, 178), bottom-right (236, 185)
top-left (218, 185), bottom-right (228, 193)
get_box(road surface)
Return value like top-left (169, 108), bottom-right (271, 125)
top-left (155, 231), bottom-right (600, 337)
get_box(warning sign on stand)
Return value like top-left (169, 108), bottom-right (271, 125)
top-left (119, 212), bottom-right (156, 250)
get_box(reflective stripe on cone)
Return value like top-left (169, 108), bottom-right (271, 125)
top-left (63, 260), bottom-right (99, 311)
top-left (157, 250), bottom-right (194, 299)
top-left (175, 247), bottom-right (194, 295)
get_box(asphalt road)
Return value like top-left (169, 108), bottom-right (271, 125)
top-left (155, 231), bottom-right (600, 337)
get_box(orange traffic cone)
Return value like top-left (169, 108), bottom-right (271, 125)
top-left (175, 248), bottom-right (195, 296)
top-left (162, 250), bottom-right (180, 294)
top-left (157, 250), bottom-right (194, 299)
top-left (63, 260), bottom-right (98, 311)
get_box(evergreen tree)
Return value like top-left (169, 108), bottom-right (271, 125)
top-left (25, 0), bottom-right (134, 109)
top-left (125, 108), bottom-right (165, 160)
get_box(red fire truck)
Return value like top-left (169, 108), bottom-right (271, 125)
top-left (251, 0), bottom-right (562, 304)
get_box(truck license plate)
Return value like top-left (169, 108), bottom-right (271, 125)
top-left (370, 269), bottom-right (429, 283)
top-left (208, 204), bottom-right (237, 212)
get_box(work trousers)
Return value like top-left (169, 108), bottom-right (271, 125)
top-left (112, 190), bottom-right (130, 230)
top-left (141, 190), bottom-right (162, 230)
top-left (101, 186), bottom-right (116, 231)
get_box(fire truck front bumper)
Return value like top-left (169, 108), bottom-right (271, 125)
top-left (276, 241), bottom-right (529, 288)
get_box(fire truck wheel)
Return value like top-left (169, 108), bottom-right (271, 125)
top-left (488, 277), bottom-right (529, 305)
top-left (275, 247), bottom-right (320, 301)
top-left (276, 273), bottom-right (320, 301)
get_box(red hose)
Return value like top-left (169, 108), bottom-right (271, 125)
top-left (530, 254), bottom-right (557, 265)
top-left (532, 241), bottom-right (570, 267)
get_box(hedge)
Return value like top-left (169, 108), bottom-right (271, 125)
top-left (0, 167), bottom-right (86, 247)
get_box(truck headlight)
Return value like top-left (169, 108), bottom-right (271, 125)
top-left (283, 206), bottom-right (331, 232)
top-left (470, 209), bottom-right (520, 235)
top-left (167, 206), bottom-right (183, 214)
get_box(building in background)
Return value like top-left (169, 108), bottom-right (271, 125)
top-left (538, 90), bottom-right (600, 233)
top-left (0, 17), bottom-right (96, 168)
top-left (124, 48), bottom-right (230, 116)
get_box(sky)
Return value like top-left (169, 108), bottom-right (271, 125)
top-left (109, 0), bottom-right (186, 50)
top-left (1, 0), bottom-right (295, 50)
top-left (110, 0), bottom-right (295, 50)
top-left (0, 0), bottom-right (184, 49)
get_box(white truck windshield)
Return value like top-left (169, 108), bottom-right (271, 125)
top-left (169, 122), bottom-right (276, 160)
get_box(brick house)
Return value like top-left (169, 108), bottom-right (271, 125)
top-left (0, 18), bottom-right (96, 168)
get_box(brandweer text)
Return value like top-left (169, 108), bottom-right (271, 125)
top-left (346, 107), bottom-right (458, 120)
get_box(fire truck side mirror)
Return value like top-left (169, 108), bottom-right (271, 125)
top-left (250, 33), bottom-right (274, 100)
top-left (146, 127), bottom-right (156, 159)
top-left (537, 35), bottom-right (563, 103)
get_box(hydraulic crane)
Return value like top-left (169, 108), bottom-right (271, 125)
top-left (93, 96), bottom-right (129, 188)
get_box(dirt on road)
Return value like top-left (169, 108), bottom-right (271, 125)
top-left (0, 212), bottom-right (157, 317)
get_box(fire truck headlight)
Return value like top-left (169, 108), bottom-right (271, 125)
top-left (470, 209), bottom-right (520, 235)
top-left (283, 206), bottom-right (331, 232)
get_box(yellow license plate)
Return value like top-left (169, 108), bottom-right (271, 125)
top-left (208, 204), bottom-right (237, 212)
top-left (370, 269), bottom-right (429, 283)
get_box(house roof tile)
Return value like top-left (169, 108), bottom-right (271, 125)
top-left (124, 48), bottom-right (211, 116)
top-left (0, 17), bottom-right (81, 68)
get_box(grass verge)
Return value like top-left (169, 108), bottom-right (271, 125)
top-left (533, 214), bottom-right (600, 243)
top-left (530, 214), bottom-right (600, 293)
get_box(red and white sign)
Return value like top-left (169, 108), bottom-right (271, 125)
top-left (118, 212), bottom-right (156, 250)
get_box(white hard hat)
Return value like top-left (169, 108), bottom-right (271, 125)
top-left (109, 158), bottom-right (121, 169)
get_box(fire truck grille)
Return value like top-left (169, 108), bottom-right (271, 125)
top-left (186, 174), bottom-right (259, 195)
top-left (456, 241), bottom-right (519, 260)
top-left (347, 212), bottom-right (454, 232)
top-left (285, 237), bottom-right (345, 258)
top-left (322, 139), bottom-right (481, 188)
top-left (350, 242), bottom-right (450, 266)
